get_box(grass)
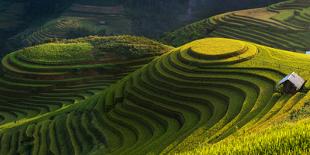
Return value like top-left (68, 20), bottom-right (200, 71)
top-left (177, 118), bottom-right (310, 155)
top-left (6, 2), bottom-right (132, 50)
top-left (93, 38), bottom-right (310, 154)
top-left (16, 42), bottom-right (94, 64)
top-left (0, 35), bottom-right (171, 126)
top-left (187, 38), bottom-right (246, 58)
top-left (0, 31), bottom-right (310, 155)
top-left (272, 10), bottom-right (295, 21)
top-left (7, 17), bottom-right (107, 50)
top-left (161, 0), bottom-right (310, 52)
top-left (158, 38), bottom-right (310, 154)
top-left (290, 101), bottom-right (310, 121)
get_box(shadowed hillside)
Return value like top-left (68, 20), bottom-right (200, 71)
top-left (162, 0), bottom-right (310, 52)
top-left (1, 0), bottom-right (282, 55)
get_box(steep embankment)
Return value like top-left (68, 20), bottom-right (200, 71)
top-left (0, 37), bottom-right (309, 154)
top-left (162, 0), bottom-right (310, 52)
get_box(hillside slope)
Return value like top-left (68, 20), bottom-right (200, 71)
top-left (0, 35), bottom-right (171, 125)
top-left (162, 0), bottom-right (310, 52)
top-left (0, 1), bottom-right (27, 55)
top-left (0, 37), bottom-right (309, 154)
top-left (5, 3), bottom-right (131, 52)
top-left (2, 0), bottom-right (283, 54)
top-left (178, 117), bottom-right (310, 154)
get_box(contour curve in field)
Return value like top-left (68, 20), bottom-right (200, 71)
top-left (189, 39), bottom-right (246, 58)
top-left (0, 37), bottom-right (309, 155)
top-left (161, 0), bottom-right (310, 52)
top-left (179, 38), bottom-right (258, 65)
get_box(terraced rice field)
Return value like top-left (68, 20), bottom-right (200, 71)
top-left (0, 35), bottom-right (171, 126)
top-left (179, 117), bottom-right (310, 154)
top-left (162, 0), bottom-right (310, 52)
top-left (0, 37), bottom-right (309, 154)
top-left (7, 3), bottom-right (131, 50)
top-left (7, 17), bottom-right (93, 49)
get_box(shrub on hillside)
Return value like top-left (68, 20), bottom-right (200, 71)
top-left (64, 35), bottom-right (173, 59)
top-left (96, 43), bottom-right (166, 59)
top-left (16, 42), bottom-right (94, 64)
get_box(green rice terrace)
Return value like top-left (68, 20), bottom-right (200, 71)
top-left (4, 0), bottom-right (284, 52)
top-left (7, 3), bottom-right (131, 51)
top-left (0, 36), bottom-right (309, 154)
top-left (0, 0), bottom-right (310, 154)
top-left (162, 0), bottom-right (310, 52)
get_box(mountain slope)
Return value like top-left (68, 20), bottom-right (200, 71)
top-left (2, 0), bottom-right (283, 54)
top-left (0, 35), bottom-right (172, 125)
top-left (0, 37), bottom-right (309, 154)
top-left (162, 0), bottom-right (310, 52)
top-left (6, 3), bottom-right (131, 51)
top-left (0, 1), bottom-right (27, 55)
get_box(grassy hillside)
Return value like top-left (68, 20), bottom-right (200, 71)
top-left (0, 35), bottom-right (172, 125)
top-left (0, 0), bottom-right (75, 57)
top-left (0, 37), bottom-right (309, 154)
top-left (162, 0), bottom-right (310, 52)
top-left (2, 0), bottom-right (284, 54)
top-left (179, 118), bottom-right (310, 154)
top-left (6, 3), bottom-right (131, 52)
top-left (0, 1), bottom-right (27, 55)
